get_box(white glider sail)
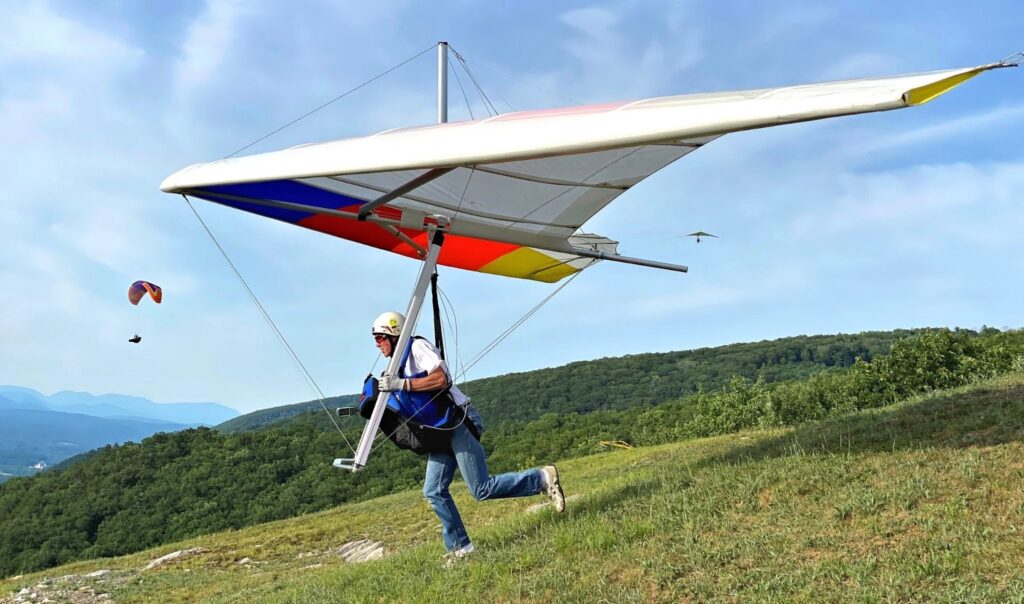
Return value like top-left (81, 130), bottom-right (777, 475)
top-left (162, 60), bottom-right (1013, 283)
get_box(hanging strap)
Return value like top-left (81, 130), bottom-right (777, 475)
top-left (430, 271), bottom-right (445, 360)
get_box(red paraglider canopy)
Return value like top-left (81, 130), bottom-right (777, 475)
top-left (128, 280), bottom-right (162, 305)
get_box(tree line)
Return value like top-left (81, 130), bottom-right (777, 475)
top-left (218, 330), bottom-right (917, 432)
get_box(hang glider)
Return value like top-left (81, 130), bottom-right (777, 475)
top-left (686, 231), bottom-right (718, 243)
top-left (162, 57), bottom-right (1016, 283)
top-left (162, 53), bottom-right (1018, 472)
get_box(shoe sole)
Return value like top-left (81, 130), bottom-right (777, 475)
top-left (546, 466), bottom-right (565, 513)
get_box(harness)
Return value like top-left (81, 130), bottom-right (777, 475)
top-left (386, 337), bottom-right (459, 429)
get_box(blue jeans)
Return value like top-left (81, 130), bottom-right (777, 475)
top-left (423, 405), bottom-right (544, 551)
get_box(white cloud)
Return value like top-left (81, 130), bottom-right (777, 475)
top-left (790, 161), bottom-right (1024, 243)
top-left (172, 0), bottom-right (249, 103)
top-left (0, 1), bottom-right (142, 71)
top-left (842, 103), bottom-right (1024, 159)
top-left (560, 7), bottom-right (618, 35)
top-left (556, 5), bottom-right (703, 101)
top-left (819, 53), bottom-right (899, 81)
top-left (750, 4), bottom-right (835, 48)
top-left (627, 264), bottom-right (810, 318)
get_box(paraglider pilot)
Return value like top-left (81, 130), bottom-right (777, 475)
top-left (367, 311), bottom-right (565, 565)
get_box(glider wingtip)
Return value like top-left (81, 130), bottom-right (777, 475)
top-left (161, 163), bottom-right (207, 193)
top-left (160, 174), bottom-right (182, 193)
top-left (904, 54), bottom-right (1020, 107)
top-left (999, 51), bottom-right (1024, 68)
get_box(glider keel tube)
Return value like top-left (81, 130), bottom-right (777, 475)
top-left (334, 224), bottom-right (447, 472)
top-left (569, 247), bottom-right (688, 273)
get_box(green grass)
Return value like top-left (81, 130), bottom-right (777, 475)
top-left (4, 373), bottom-right (1023, 603)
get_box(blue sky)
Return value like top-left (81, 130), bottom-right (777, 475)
top-left (1, 1), bottom-right (1021, 413)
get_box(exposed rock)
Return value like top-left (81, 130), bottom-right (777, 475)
top-left (336, 540), bottom-right (385, 563)
top-left (3, 570), bottom-right (133, 604)
top-left (142, 547), bottom-right (205, 571)
top-left (237, 558), bottom-right (252, 565)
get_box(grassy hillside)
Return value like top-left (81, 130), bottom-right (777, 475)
top-left (3, 373), bottom-right (1022, 602)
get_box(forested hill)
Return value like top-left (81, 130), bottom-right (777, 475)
top-left (462, 330), bottom-right (918, 422)
top-left (217, 394), bottom-right (360, 433)
top-left (219, 330), bottom-right (919, 432)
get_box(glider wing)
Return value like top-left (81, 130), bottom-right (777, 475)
top-left (161, 61), bottom-right (1010, 282)
top-left (128, 280), bottom-right (162, 305)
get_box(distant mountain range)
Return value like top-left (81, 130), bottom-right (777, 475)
top-left (0, 386), bottom-right (238, 424)
top-left (0, 385), bottom-right (239, 482)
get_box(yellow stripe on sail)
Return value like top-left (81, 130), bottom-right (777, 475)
top-left (903, 69), bottom-right (984, 106)
top-left (478, 247), bottom-right (581, 283)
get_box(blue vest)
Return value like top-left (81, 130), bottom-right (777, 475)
top-left (386, 337), bottom-right (457, 429)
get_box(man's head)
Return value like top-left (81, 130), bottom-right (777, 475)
top-left (372, 311), bottom-right (404, 358)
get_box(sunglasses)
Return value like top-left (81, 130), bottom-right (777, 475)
top-left (373, 334), bottom-right (389, 342)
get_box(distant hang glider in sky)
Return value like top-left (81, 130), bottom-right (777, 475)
top-left (686, 231), bottom-right (718, 243)
top-left (161, 47), bottom-right (1019, 470)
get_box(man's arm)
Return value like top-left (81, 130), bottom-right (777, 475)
top-left (406, 365), bottom-right (448, 392)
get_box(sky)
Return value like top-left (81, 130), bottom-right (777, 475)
top-left (1, 0), bottom-right (1022, 414)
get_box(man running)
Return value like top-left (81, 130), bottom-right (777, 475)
top-left (369, 311), bottom-right (566, 564)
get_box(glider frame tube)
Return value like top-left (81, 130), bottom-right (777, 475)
top-left (356, 167), bottom-right (455, 221)
top-left (185, 189), bottom-right (689, 275)
top-left (334, 222), bottom-right (448, 471)
top-left (565, 248), bottom-right (688, 273)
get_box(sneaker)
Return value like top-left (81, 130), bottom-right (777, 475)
top-left (540, 465), bottom-right (566, 513)
top-left (442, 543), bottom-right (476, 568)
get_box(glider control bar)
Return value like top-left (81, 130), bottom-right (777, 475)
top-left (357, 167), bottom-right (455, 221)
top-left (334, 220), bottom-right (449, 471)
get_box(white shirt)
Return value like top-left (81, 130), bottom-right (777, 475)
top-left (405, 338), bottom-right (470, 407)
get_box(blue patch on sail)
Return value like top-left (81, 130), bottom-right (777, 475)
top-left (193, 180), bottom-right (364, 223)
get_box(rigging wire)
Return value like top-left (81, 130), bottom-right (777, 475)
top-left (372, 44), bottom-right (591, 449)
top-left (185, 42), bottom-right (592, 461)
top-left (448, 44), bottom-right (584, 107)
top-left (225, 44), bottom-right (436, 158)
top-left (449, 60), bottom-right (476, 120)
top-left (437, 285), bottom-right (465, 386)
top-left (183, 195), bottom-right (357, 455)
top-left (447, 46), bottom-right (500, 117)
top-left (448, 50), bottom-right (497, 118)
top-left (455, 270), bottom-right (583, 381)
top-left (182, 46), bottom-right (445, 454)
